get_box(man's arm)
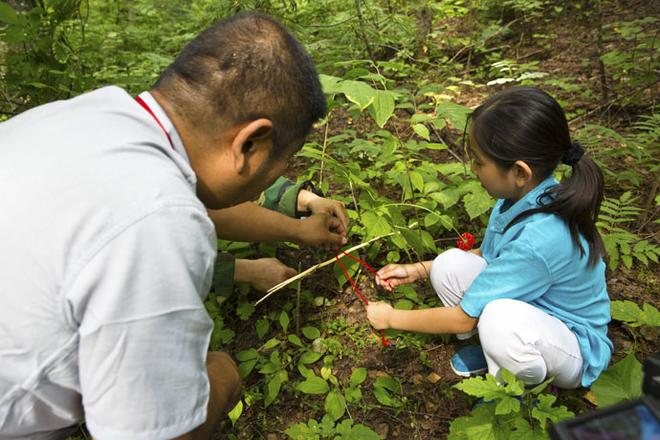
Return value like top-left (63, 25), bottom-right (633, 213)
top-left (208, 202), bottom-right (346, 247)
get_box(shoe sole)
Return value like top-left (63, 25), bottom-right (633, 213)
top-left (450, 364), bottom-right (488, 377)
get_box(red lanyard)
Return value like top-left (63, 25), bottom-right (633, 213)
top-left (335, 251), bottom-right (390, 347)
top-left (135, 96), bottom-right (174, 149)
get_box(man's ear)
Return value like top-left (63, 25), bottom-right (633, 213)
top-left (512, 160), bottom-right (533, 187)
top-left (229, 118), bottom-right (274, 174)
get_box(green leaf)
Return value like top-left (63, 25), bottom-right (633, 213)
top-left (0, 3), bottom-right (18, 25)
top-left (436, 101), bottom-right (472, 130)
top-left (463, 189), bottom-right (493, 220)
top-left (298, 364), bottom-right (315, 379)
top-left (319, 74), bottom-right (343, 95)
top-left (495, 395), bottom-right (520, 415)
top-left (611, 300), bottom-right (660, 327)
top-left (288, 334), bottom-right (303, 347)
top-left (531, 394), bottom-right (574, 426)
top-left (448, 403), bottom-right (496, 440)
top-left (373, 385), bottom-right (402, 407)
top-left (409, 171), bottom-right (425, 192)
top-left (263, 337), bottom-right (280, 350)
top-left (236, 301), bottom-right (255, 321)
top-left (236, 348), bottom-right (259, 362)
top-left (345, 424), bottom-right (381, 440)
top-left (345, 387), bottom-right (362, 403)
top-left (324, 390), bottom-right (346, 421)
top-left (279, 311), bottom-right (290, 333)
top-left (412, 123), bottom-right (431, 140)
top-left (368, 90), bottom-right (396, 127)
top-left (227, 400), bottom-right (243, 426)
top-left (302, 326), bottom-right (321, 340)
top-left (373, 377), bottom-right (403, 407)
top-left (509, 419), bottom-right (539, 440)
top-left (256, 318), bottom-right (269, 339)
top-left (299, 350), bottom-right (324, 365)
top-left (238, 359), bottom-right (257, 378)
top-left (349, 367), bottom-right (368, 387)
top-left (454, 374), bottom-right (506, 401)
top-left (591, 352), bottom-right (643, 406)
top-left (501, 369), bottom-right (525, 396)
top-left (285, 422), bottom-right (320, 440)
top-left (264, 370), bottom-right (288, 407)
top-left (297, 376), bottom-right (330, 394)
top-left (340, 80), bottom-right (375, 111)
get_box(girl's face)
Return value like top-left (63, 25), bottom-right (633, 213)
top-left (469, 138), bottom-right (518, 200)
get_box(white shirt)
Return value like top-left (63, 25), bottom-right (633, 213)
top-left (0, 87), bottom-right (217, 439)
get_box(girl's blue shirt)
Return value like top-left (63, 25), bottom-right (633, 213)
top-left (460, 176), bottom-right (612, 387)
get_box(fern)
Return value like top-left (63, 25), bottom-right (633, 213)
top-left (597, 192), bottom-right (659, 270)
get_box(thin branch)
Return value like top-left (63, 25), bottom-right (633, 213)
top-left (319, 115), bottom-right (331, 187)
top-left (295, 261), bottom-right (302, 336)
top-left (255, 233), bottom-right (394, 306)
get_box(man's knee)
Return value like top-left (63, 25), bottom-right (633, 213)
top-left (207, 351), bottom-right (242, 407)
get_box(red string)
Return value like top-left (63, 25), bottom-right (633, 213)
top-left (335, 254), bottom-right (390, 347)
top-left (341, 250), bottom-right (381, 279)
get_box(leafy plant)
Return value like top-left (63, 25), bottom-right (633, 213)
top-left (597, 192), bottom-right (659, 270)
top-left (449, 370), bottom-right (573, 439)
top-left (285, 415), bottom-right (380, 440)
top-left (611, 301), bottom-right (660, 328)
top-left (590, 352), bottom-right (643, 407)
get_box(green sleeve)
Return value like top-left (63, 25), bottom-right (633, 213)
top-left (261, 176), bottom-right (304, 218)
top-left (213, 252), bottom-right (236, 297)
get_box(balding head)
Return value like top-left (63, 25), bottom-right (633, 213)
top-left (154, 12), bottom-right (326, 156)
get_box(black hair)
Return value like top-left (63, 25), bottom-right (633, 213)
top-left (154, 12), bottom-right (326, 156)
top-left (469, 86), bottom-right (605, 266)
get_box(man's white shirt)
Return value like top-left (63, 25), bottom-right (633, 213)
top-left (0, 87), bottom-right (217, 439)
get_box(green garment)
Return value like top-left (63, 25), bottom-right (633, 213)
top-left (214, 177), bottom-right (310, 296)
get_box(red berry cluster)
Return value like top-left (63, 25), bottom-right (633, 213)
top-left (456, 232), bottom-right (475, 251)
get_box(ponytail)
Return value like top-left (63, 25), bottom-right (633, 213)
top-left (470, 87), bottom-right (606, 266)
top-left (508, 143), bottom-right (606, 266)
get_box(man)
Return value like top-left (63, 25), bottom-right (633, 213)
top-left (0, 12), bottom-right (325, 439)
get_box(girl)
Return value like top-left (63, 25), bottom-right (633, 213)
top-left (366, 87), bottom-right (612, 389)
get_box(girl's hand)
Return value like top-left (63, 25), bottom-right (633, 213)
top-left (375, 263), bottom-right (427, 291)
top-left (366, 301), bottom-right (394, 330)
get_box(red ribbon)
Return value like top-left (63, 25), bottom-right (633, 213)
top-left (335, 253), bottom-right (390, 347)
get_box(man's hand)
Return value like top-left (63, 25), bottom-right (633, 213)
top-left (234, 258), bottom-right (297, 292)
top-left (297, 190), bottom-right (349, 235)
top-left (375, 263), bottom-right (429, 291)
top-left (366, 301), bottom-right (394, 330)
top-left (294, 214), bottom-right (348, 248)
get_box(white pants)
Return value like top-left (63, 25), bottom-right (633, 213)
top-left (430, 248), bottom-right (583, 388)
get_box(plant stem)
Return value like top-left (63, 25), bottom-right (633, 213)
top-left (255, 233), bottom-right (394, 306)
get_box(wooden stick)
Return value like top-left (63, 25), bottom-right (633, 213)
top-left (255, 233), bottom-right (394, 306)
top-left (295, 261), bottom-right (302, 336)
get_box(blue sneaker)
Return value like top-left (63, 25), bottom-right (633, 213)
top-left (451, 344), bottom-right (488, 377)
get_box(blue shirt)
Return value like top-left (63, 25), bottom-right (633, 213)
top-left (460, 176), bottom-right (612, 387)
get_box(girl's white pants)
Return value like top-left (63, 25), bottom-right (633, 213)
top-left (430, 248), bottom-right (583, 389)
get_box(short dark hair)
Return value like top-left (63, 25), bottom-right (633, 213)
top-left (469, 87), bottom-right (605, 266)
top-left (154, 12), bottom-right (326, 155)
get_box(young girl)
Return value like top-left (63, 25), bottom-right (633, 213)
top-left (366, 87), bottom-right (612, 389)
